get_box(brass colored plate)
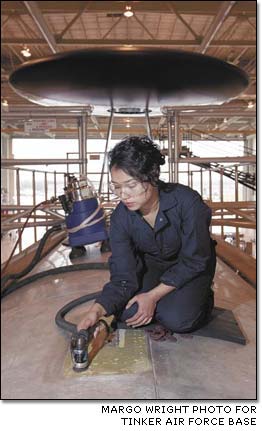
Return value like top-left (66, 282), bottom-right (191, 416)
top-left (63, 329), bottom-right (152, 377)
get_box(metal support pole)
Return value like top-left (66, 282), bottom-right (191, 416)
top-left (99, 109), bottom-right (114, 195)
top-left (1, 158), bottom-right (85, 166)
top-left (107, 170), bottom-right (110, 200)
top-left (79, 114), bottom-right (88, 176)
top-left (174, 112), bottom-right (180, 183)
top-left (66, 152), bottom-right (69, 175)
top-left (235, 165), bottom-right (240, 248)
top-left (209, 169), bottom-right (212, 201)
top-left (2, 204), bottom-right (66, 210)
top-left (44, 171), bottom-right (48, 231)
top-left (32, 170), bottom-right (37, 242)
top-left (44, 172), bottom-right (48, 201)
top-left (16, 168), bottom-right (22, 252)
top-left (1, 209), bottom-right (33, 226)
top-left (16, 169), bottom-right (20, 207)
top-left (145, 109), bottom-right (152, 139)
top-left (235, 165), bottom-right (239, 200)
top-left (54, 171), bottom-right (57, 198)
top-left (167, 115), bottom-right (173, 183)
top-left (2, 221), bottom-right (62, 230)
top-left (220, 167), bottom-right (224, 238)
top-left (190, 171), bottom-right (193, 189)
top-left (209, 168), bottom-right (213, 235)
top-left (200, 168), bottom-right (203, 196)
top-left (2, 156), bottom-right (256, 166)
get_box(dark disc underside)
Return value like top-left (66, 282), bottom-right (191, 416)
top-left (9, 48), bottom-right (249, 108)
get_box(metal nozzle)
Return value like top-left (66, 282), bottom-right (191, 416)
top-left (70, 330), bottom-right (90, 372)
top-left (70, 321), bottom-right (110, 372)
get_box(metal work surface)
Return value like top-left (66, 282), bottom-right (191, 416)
top-left (1, 244), bottom-right (256, 399)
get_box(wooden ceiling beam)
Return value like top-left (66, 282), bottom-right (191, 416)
top-left (102, 15), bottom-right (124, 39)
top-left (132, 13), bottom-right (155, 40)
top-left (2, 12), bottom-right (18, 30)
top-left (166, 1), bottom-right (201, 40)
top-left (58, 1), bottom-right (92, 40)
top-left (8, 45), bottom-right (24, 63)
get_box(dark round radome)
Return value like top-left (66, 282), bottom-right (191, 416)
top-left (9, 48), bottom-right (249, 109)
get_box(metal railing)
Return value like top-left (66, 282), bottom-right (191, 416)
top-left (1, 155), bottom-right (256, 259)
top-left (1, 166), bottom-right (67, 254)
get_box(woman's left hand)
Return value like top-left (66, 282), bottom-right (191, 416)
top-left (125, 292), bottom-right (157, 328)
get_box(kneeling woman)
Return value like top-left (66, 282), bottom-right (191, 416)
top-left (78, 136), bottom-right (216, 332)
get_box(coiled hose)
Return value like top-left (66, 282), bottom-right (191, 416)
top-left (2, 193), bottom-right (114, 343)
top-left (1, 223), bottom-right (64, 290)
top-left (1, 222), bottom-right (109, 336)
top-left (1, 262), bottom-right (109, 299)
top-left (2, 261), bottom-right (109, 335)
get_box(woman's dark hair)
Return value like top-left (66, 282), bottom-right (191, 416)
top-left (108, 136), bottom-right (165, 186)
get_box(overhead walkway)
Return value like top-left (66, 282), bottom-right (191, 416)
top-left (179, 147), bottom-right (256, 191)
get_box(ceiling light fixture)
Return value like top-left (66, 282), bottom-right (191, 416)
top-left (21, 46), bottom-right (31, 58)
top-left (247, 101), bottom-right (254, 109)
top-left (124, 5), bottom-right (134, 18)
top-left (1, 99), bottom-right (8, 107)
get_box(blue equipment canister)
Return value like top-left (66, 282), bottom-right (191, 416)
top-left (59, 175), bottom-right (108, 247)
top-left (66, 197), bottom-right (107, 246)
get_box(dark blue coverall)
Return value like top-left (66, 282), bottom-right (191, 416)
top-left (96, 182), bottom-right (216, 333)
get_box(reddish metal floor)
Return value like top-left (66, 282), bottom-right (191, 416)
top-left (1, 243), bottom-right (256, 399)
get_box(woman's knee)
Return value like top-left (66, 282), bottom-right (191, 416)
top-left (155, 300), bottom-right (213, 333)
top-left (155, 285), bottom-right (214, 332)
top-left (156, 311), bottom-right (198, 333)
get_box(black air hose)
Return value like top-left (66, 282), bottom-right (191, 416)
top-left (55, 292), bottom-right (101, 335)
top-left (1, 223), bottom-right (64, 289)
top-left (1, 262), bottom-right (109, 299)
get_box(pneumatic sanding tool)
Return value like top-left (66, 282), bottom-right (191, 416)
top-left (70, 329), bottom-right (91, 372)
top-left (70, 320), bottom-right (110, 372)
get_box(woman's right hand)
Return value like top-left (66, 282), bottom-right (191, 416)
top-left (77, 303), bottom-right (106, 332)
